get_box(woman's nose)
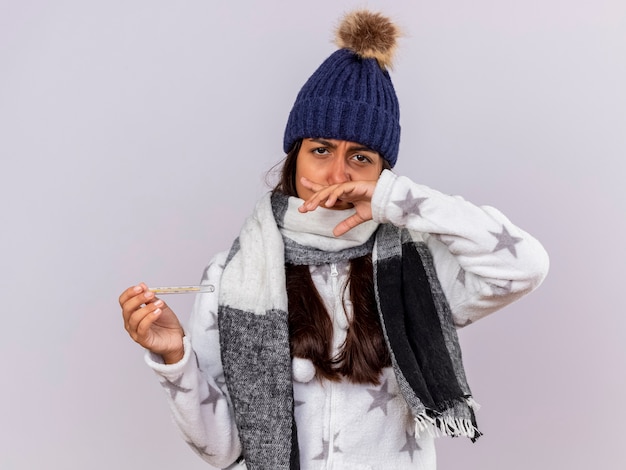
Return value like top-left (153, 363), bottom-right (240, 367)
top-left (328, 157), bottom-right (350, 184)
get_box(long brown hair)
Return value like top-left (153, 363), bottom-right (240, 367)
top-left (272, 139), bottom-right (301, 196)
top-left (276, 140), bottom-right (392, 385)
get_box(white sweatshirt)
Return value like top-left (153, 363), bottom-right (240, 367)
top-left (145, 170), bottom-right (549, 469)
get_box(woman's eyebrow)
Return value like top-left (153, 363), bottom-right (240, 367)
top-left (347, 144), bottom-right (377, 153)
top-left (308, 139), bottom-right (377, 154)
top-left (309, 138), bottom-right (336, 148)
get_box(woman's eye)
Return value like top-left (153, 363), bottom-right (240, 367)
top-left (353, 154), bottom-right (372, 163)
top-left (313, 147), bottom-right (329, 155)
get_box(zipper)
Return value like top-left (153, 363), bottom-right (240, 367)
top-left (327, 380), bottom-right (336, 469)
top-left (330, 263), bottom-right (339, 315)
top-left (330, 263), bottom-right (339, 278)
top-left (327, 263), bottom-right (340, 469)
top-left (326, 263), bottom-right (341, 470)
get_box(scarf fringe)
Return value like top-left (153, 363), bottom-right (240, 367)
top-left (414, 398), bottom-right (482, 440)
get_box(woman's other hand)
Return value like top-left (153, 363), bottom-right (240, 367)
top-left (298, 177), bottom-right (377, 236)
top-left (119, 283), bottom-right (185, 364)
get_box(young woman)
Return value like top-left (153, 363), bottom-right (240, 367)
top-left (119, 10), bottom-right (549, 470)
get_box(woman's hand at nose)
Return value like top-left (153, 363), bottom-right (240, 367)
top-left (298, 177), bottom-right (377, 236)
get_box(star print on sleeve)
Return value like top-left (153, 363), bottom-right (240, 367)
top-left (456, 267), bottom-right (466, 286)
top-left (160, 375), bottom-right (192, 400)
top-left (200, 265), bottom-right (211, 283)
top-left (332, 432), bottom-right (342, 454)
top-left (201, 261), bottom-right (225, 283)
top-left (366, 379), bottom-right (397, 415)
top-left (312, 433), bottom-right (342, 461)
top-left (489, 225), bottom-right (523, 257)
top-left (200, 381), bottom-right (223, 412)
top-left (205, 311), bottom-right (218, 332)
top-left (186, 440), bottom-right (215, 458)
top-left (392, 190), bottom-right (428, 218)
top-left (312, 438), bottom-right (329, 461)
top-left (487, 280), bottom-right (513, 296)
top-left (400, 429), bottom-right (421, 462)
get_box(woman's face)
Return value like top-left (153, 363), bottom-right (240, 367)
top-left (295, 138), bottom-right (384, 209)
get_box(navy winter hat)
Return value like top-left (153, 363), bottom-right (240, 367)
top-left (283, 10), bottom-right (402, 167)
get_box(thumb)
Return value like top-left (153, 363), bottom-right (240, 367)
top-left (333, 213), bottom-right (367, 237)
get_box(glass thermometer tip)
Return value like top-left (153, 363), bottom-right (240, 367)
top-left (149, 285), bottom-right (215, 295)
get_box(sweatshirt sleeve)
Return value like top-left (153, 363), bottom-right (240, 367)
top-left (144, 251), bottom-right (243, 468)
top-left (371, 170), bottom-right (549, 327)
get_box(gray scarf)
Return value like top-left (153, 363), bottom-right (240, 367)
top-left (218, 192), bottom-right (479, 470)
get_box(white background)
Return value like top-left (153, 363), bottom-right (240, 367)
top-left (1, 1), bottom-right (625, 468)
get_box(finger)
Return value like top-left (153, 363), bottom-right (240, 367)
top-left (301, 182), bottom-right (352, 211)
top-left (126, 299), bottom-right (164, 340)
top-left (333, 213), bottom-right (367, 237)
top-left (134, 301), bottom-right (166, 342)
top-left (324, 184), bottom-right (357, 208)
top-left (300, 177), bottom-right (326, 192)
top-left (118, 284), bottom-right (145, 307)
top-left (322, 187), bottom-right (342, 208)
top-left (120, 285), bottom-right (159, 323)
top-left (299, 178), bottom-right (341, 212)
top-left (299, 190), bottom-right (330, 212)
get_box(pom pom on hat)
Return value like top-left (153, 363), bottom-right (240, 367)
top-left (335, 10), bottom-right (400, 70)
top-left (283, 9), bottom-right (402, 167)
top-left (292, 357), bottom-right (316, 383)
